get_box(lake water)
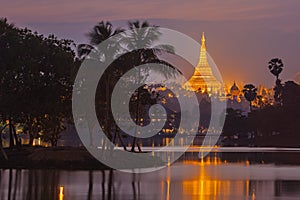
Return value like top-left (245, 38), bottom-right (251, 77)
top-left (1, 152), bottom-right (300, 200)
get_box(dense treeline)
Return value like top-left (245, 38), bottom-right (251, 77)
top-left (0, 18), bottom-right (177, 150)
top-left (0, 18), bottom-right (79, 147)
top-left (222, 57), bottom-right (300, 147)
top-left (253, 81), bottom-right (300, 147)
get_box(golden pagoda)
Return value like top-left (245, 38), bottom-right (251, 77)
top-left (184, 32), bottom-right (222, 95)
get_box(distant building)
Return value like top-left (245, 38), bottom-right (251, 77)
top-left (226, 81), bottom-right (249, 112)
top-left (229, 82), bottom-right (240, 101)
top-left (225, 81), bottom-right (274, 112)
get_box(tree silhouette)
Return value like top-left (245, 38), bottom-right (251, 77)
top-left (77, 21), bottom-right (124, 149)
top-left (0, 18), bottom-right (76, 147)
top-left (242, 84), bottom-right (257, 112)
top-left (124, 20), bottom-right (176, 152)
top-left (79, 20), bottom-right (177, 152)
top-left (222, 108), bottom-right (248, 146)
top-left (88, 21), bottom-right (123, 46)
top-left (268, 58), bottom-right (284, 105)
top-left (268, 58), bottom-right (284, 80)
top-left (125, 20), bottom-right (175, 78)
top-left (77, 21), bottom-right (124, 60)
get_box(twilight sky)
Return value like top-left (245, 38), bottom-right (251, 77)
top-left (1, 0), bottom-right (300, 87)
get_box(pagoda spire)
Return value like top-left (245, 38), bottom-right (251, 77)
top-left (201, 32), bottom-right (206, 51)
top-left (197, 32), bottom-right (209, 68)
top-left (184, 32), bottom-right (221, 94)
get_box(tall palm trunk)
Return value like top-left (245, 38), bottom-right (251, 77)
top-left (131, 54), bottom-right (142, 152)
top-left (131, 88), bottom-right (140, 152)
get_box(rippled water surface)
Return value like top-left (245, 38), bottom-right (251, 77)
top-left (1, 151), bottom-right (300, 200)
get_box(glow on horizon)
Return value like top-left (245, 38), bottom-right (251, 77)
top-left (1, 0), bottom-right (300, 87)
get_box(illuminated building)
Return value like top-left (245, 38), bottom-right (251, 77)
top-left (229, 81), bottom-right (240, 101)
top-left (226, 81), bottom-right (249, 112)
top-left (184, 32), bottom-right (222, 95)
top-left (225, 81), bottom-right (274, 111)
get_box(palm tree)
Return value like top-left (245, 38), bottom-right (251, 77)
top-left (268, 58), bottom-right (284, 81)
top-left (242, 84), bottom-right (257, 112)
top-left (78, 21), bottom-right (123, 60)
top-left (77, 21), bottom-right (125, 149)
top-left (88, 21), bottom-right (123, 46)
top-left (268, 58), bottom-right (284, 105)
top-left (124, 20), bottom-right (177, 152)
top-left (127, 21), bottom-right (157, 152)
top-left (79, 20), bottom-right (177, 152)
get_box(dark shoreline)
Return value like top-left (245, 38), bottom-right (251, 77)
top-left (0, 146), bottom-right (111, 170)
top-left (2, 146), bottom-right (300, 170)
top-left (0, 146), bottom-right (165, 170)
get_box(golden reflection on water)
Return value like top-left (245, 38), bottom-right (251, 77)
top-left (181, 156), bottom-right (254, 200)
top-left (59, 186), bottom-right (64, 200)
top-left (161, 162), bottom-right (172, 200)
top-left (166, 179), bottom-right (171, 200)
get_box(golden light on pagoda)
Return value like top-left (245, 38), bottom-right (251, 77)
top-left (184, 32), bottom-right (222, 95)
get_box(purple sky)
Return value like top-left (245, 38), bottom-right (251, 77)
top-left (1, 0), bottom-right (300, 87)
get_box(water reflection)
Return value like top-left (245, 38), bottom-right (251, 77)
top-left (181, 160), bottom-right (252, 200)
top-left (59, 186), bottom-right (64, 200)
top-left (1, 158), bottom-right (300, 200)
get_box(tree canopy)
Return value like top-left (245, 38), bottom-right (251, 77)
top-left (0, 18), bottom-right (77, 147)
